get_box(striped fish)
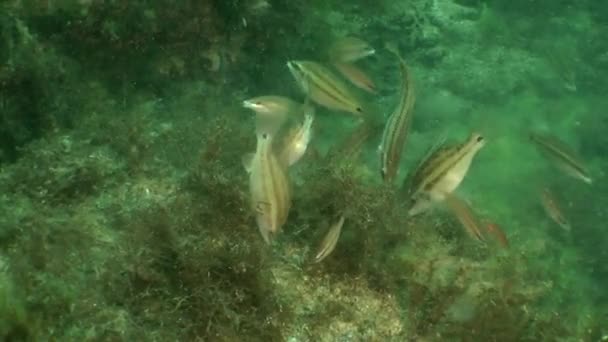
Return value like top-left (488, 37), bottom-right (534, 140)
top-left (287, 60), bottom-right (365, 116)
top-left (444, 194), bottom-right (486, 243)
top-left (313, 215), bottom-right (345, 263)
top-left (242, 95), bottom-right (300, 124)
top-left (333, 62), bottom-right (376, 94)
top-left (529, 133), bottom-right (592, 184)
top-left (378, 45), bottom-right (416, 183)
top-left (243, 123), bottom-right (291, 244)
top-left (327, 120), bottom-right (382, 163)
top-left (485, 222), bottom-right (509, 248)
top-left (328, 36), bottom-right (375, 63)
top-left (279, 104), bottom-right (315, 167)
top-left (540, 187), bottom-right (571, 231)
top-left (406, 133), bottom-right (486, 216)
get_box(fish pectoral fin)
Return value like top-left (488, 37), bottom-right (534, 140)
top-left (242, 153), bottom-right (255, 173)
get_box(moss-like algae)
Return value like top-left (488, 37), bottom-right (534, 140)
top-left (0, 0), bottom-right (606, 340)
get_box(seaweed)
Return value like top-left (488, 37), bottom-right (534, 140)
top-left (0, 0), bottom-right (604, 340)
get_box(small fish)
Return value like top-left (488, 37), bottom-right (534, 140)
top-left (540, 187), bottom-right (571, 231)
top-left (247, 0), bottom-right (271, 15)
top-left (333, 62), bottom-right (376, 94)
top-left (328, 37), bottom-right (375, 63)
top-left (243, 95), bottom-right (300, 124)
top-left (485, 222), bottom-right (509, 248)
top-left (243, 122), bottom-right (292, 244)
top-left (444, 194), bottom-right (485, 243)
top-left (378, 45), bottom-right (416, 183)
top-left (406, 133), bottom-right (486, 216)
top-left (314, 216), bottom-right (345, 263)
top-left (529, 132), bottom-right (592, 184)
top-left (327, 120), bottom-right (381, 163)
top-left (287, 60), bottom-right (365, 116)
top-left (279, 105), bottom-right (315, 167)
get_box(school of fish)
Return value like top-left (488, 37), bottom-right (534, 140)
top-left (240, 36), bottom-right (593, 261)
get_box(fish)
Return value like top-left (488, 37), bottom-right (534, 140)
top-left (287, 60), bottom-right (365, 116)
top-left (242, 95), bottom-right (301, 126)
top-left (333, 62), bottom-right (376, 94)
top-left (313, 216), bottom-right (345, 263)
top-left (405, 133), bottom-right (486, 216)
top-left (279, 104), bottom-right (315, 167)
top-left (444, 194), bottom-right (486, 243)
top-left (243, 121), bottom-right (292, 244)
top-left (246, 0), bottom-right (271, 15)
top-left (378, 45), bottom-right (416, 183)
top-left (529, 132), bottom-right (592, 184)
top-left (327, 120), bottom-right (382, 163)
top-left (540, 187), bottom-right (571, 231)
top-left (485, 222), bottom-right (509, 248)
top-left (328, 37), bottom-right (375, 63)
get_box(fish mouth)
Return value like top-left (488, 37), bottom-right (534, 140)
top-left (242, 99), bottom-right (254, 108)
top-left (286, 61), bottom-right (300, 78)
top-left (286, 61), bottom-right (308, 93)
top-left (242, 99), bottom-right (260, 110)
top-left (362, 48), bottom-right (376, 58)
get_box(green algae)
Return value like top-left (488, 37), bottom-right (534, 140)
top-left (0, 0), bottom-right (606, 340)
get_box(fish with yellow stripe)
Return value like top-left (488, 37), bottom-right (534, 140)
top-left (243, 119), bottom-right (292, 244)
top-left (287, 60), bottom-right (365, 116)
top-left (404, 133), bottom-right (486, 216)
top-left (379, 44), bottom-right (416, 183)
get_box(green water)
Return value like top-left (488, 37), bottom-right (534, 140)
top-left (0, 0), bottom-right (606, 340)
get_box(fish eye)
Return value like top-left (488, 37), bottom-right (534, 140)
top-left (476, 136), bottom-right (484, 142)
top-left (356, 107), bottom-right (363, 112)
top-left (262, 133), bottom-right (268, 139)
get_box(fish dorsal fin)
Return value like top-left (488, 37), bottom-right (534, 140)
top-left (412, 135), bottom-right (449, 176)
top-left (242, 153), bottom-right (255, 173)
top-left (422, 133), bottom-right (448, 161)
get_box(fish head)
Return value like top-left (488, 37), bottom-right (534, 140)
top-left (407, 192), bottom-right (433, 217)
top-left (243, 97), bottom-right (269, 113)
top-left (330, 37), bottom-right (376, 62)
top-left (467, 133), bottom-right (486, 153)
top-left (243, 95), bottom-right (294, 117)
top-left (286, 61), bottom-right (310, 93)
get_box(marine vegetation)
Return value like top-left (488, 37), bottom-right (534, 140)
top-left (0, 0), bottom-right (607, 341)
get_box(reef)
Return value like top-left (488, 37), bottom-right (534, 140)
top-left (0, 0), bottom-right (606, 340)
